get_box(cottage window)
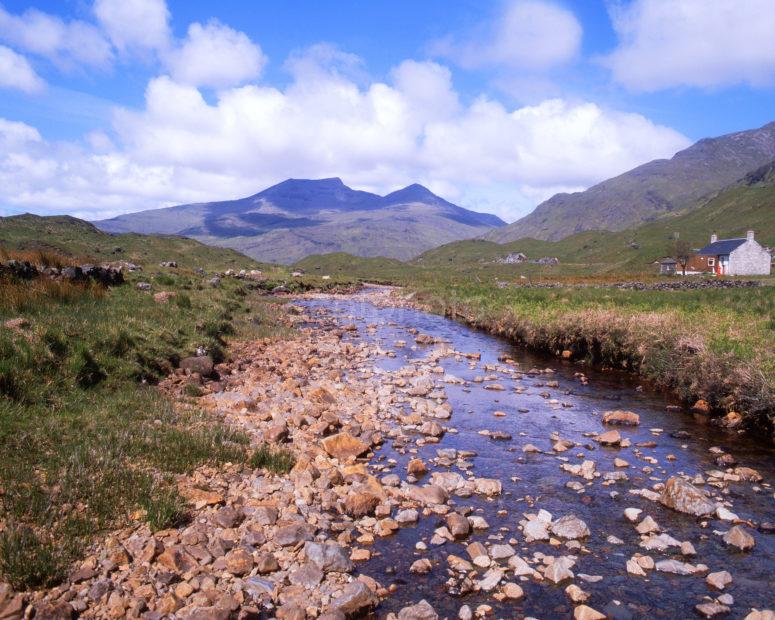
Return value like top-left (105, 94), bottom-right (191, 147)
top-left (708, 258), bottom-right (715, 266)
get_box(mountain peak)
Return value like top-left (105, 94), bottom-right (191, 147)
top-left (267, 177), bottom-right (346, 191)
top-left (383, 183), bottom-right (442, 205)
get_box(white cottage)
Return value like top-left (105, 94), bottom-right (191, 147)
top-left (697, 231), bottom-right (771, 276)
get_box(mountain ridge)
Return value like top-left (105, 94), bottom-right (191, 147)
top-left (95, 178), bottom-right (505, 263)
top-left (485, 121), bottom-right (775, 243)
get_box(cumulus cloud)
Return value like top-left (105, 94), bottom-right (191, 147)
top-left (605, 0), bottom-right (775, 91)
top-left (94, 0), bottom-right (171, 53)
top-left (164, 20), bottom-right (267, 88)
top-left (0, 54), bottom-right (690, 222)
top-left (0, 5), bottom-right (112, 69)
top-left (432, 0), bottom-right (581, 70)
top-left (0, 45), bottom-right (45, 93)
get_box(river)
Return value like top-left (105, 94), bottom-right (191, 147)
top-left (301, 290), bottom-right (775, 619)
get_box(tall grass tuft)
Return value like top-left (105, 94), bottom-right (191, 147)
top-left (0, 526), bottom-right (69, 590)
top-left (249, 444), bottom-right (296, 474)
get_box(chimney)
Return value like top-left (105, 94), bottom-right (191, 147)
top-left (710, 233), bottom-right (718, 243)
top-left (747, 230), bottom-right (755, 241)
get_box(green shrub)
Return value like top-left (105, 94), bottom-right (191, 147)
top-left (184, 382), bottom-right (202, 397)
top-left (155, 274), bottom-right (176, 286)
top-left (175, 293), bottom-right (192, 309)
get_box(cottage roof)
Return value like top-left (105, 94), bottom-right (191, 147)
top-left (697, 238), bottom-right (747, 255)
top-left (659, 257), bottom-right (677, 264)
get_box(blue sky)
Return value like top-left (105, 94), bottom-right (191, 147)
top-left (1, 0), bottom-right (774, 221)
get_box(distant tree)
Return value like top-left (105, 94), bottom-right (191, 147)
top-left (670, 238), bottom-right (693, 276)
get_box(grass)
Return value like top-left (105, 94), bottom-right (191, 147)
top-left (249, 444), bottom-right (296, 474)
top-left (0, 249), bottom-right (301, 590)
top-left (0, 526), bottom-right (69, 590)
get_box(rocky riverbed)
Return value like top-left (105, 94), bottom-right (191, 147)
top-left (4, 287), bottom-right (774, 620)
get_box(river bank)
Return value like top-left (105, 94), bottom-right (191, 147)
top-left (4, 288), bottom-right (774, 619)
top-left (403, 281), bottom-right (775, 441)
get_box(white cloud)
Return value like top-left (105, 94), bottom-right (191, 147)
top-left (0, 6), bottom-right (112, 69)
top-left (432, 0), bottom-right (582, 70)
top-left (164, 20), bottom-right (266, 89)
top-left (605, 0), bottom-right (775, 91)
top-left (0, 56), bottom-right (689, 222)
top-left (0, 45), bottom-right (45, 93)
top-left (94, 0), bottom-right (170, 53)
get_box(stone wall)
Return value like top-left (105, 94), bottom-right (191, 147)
top-left (729, 240), bottom-right (771, 275)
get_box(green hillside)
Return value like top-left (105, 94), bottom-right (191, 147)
top-left (0, 214), bottom-right (264, 271)
top-left (486, 121), bottom-right (775, 242)
top-left (416, 164), bottom-right (775, 274)
top-left (294, 252), bottom-right (416, 282)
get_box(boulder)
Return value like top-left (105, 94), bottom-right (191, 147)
top-left (332, 581), bottom-right (378, 618)
top-left (224, 548), bottom-right (254, 575)
top-left (596, 430), bottom-right (621, 446)
top-left (446, 513), bottom-right (470, 539)
top-left (344, 492), bottom-right (380, 518)
top-left (574, 605), bottom-right (606, 620)
top-left (397, 600), bottom-right (438, 620)
top-left (404, 484), bottom-right (448, 506)
top-left (321, 433), bottom-right (370, 460)
top-left (602, 410), bottom-right (640, 426)
top-left (723, 526), bottom-right (755, 551)
top-left (180, 355), bottom-right (214, 377)
top-left (305, 542), bottom-right (354, 573)
top-left (274, 523), bottom-right (316, 546)
top-left (550, 515), bottom-right (590, 539)
top-left (706, 570), bottom-right (732, 589)
top-left (659, 476), bottom-right (715, 517)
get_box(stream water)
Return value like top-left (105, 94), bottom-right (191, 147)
top-left (303, 291), bottom-right (775, 619)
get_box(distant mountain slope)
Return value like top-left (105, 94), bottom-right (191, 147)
top-left (0, 214), bottom-right (259, 270)
top-left (486, 121), bottom-right (775, 243)
top-left (417, 160), bottom-right (775, 273)
top-left (95, 178), bottom-right (505, 263)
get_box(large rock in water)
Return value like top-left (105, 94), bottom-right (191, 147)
top-left (404, 484), bottom-right (449, 506)
top-left (550, 515), bottom-right (590, 539)
top-left (602, 410), bottom-right (640, 426)
top-left (321, 433), bottom-right (370, 460)
top-left (397, 600), bottom-right (439, 620)
top-left (332, 581), bottom-right (378, 617)
top-left (659, 477), bottom-right (715, 516)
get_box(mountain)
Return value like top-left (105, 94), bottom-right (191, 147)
top-left (486, 121), bottom-right (775, 243)
top-left (416, 159), bottom-right (775, 273)
top-left (95, 178), bottom-right (505, 263)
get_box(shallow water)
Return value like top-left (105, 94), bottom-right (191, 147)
top-left (303, 292), bottom-right (775, 619)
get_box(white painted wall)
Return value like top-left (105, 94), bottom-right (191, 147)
top-left (728, 239), bottom-right (771, 275)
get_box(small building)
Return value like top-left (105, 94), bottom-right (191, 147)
top-left (697, 231), bottom-right (771, 276)
top-left (658, 257), bottom-right (677, 275)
